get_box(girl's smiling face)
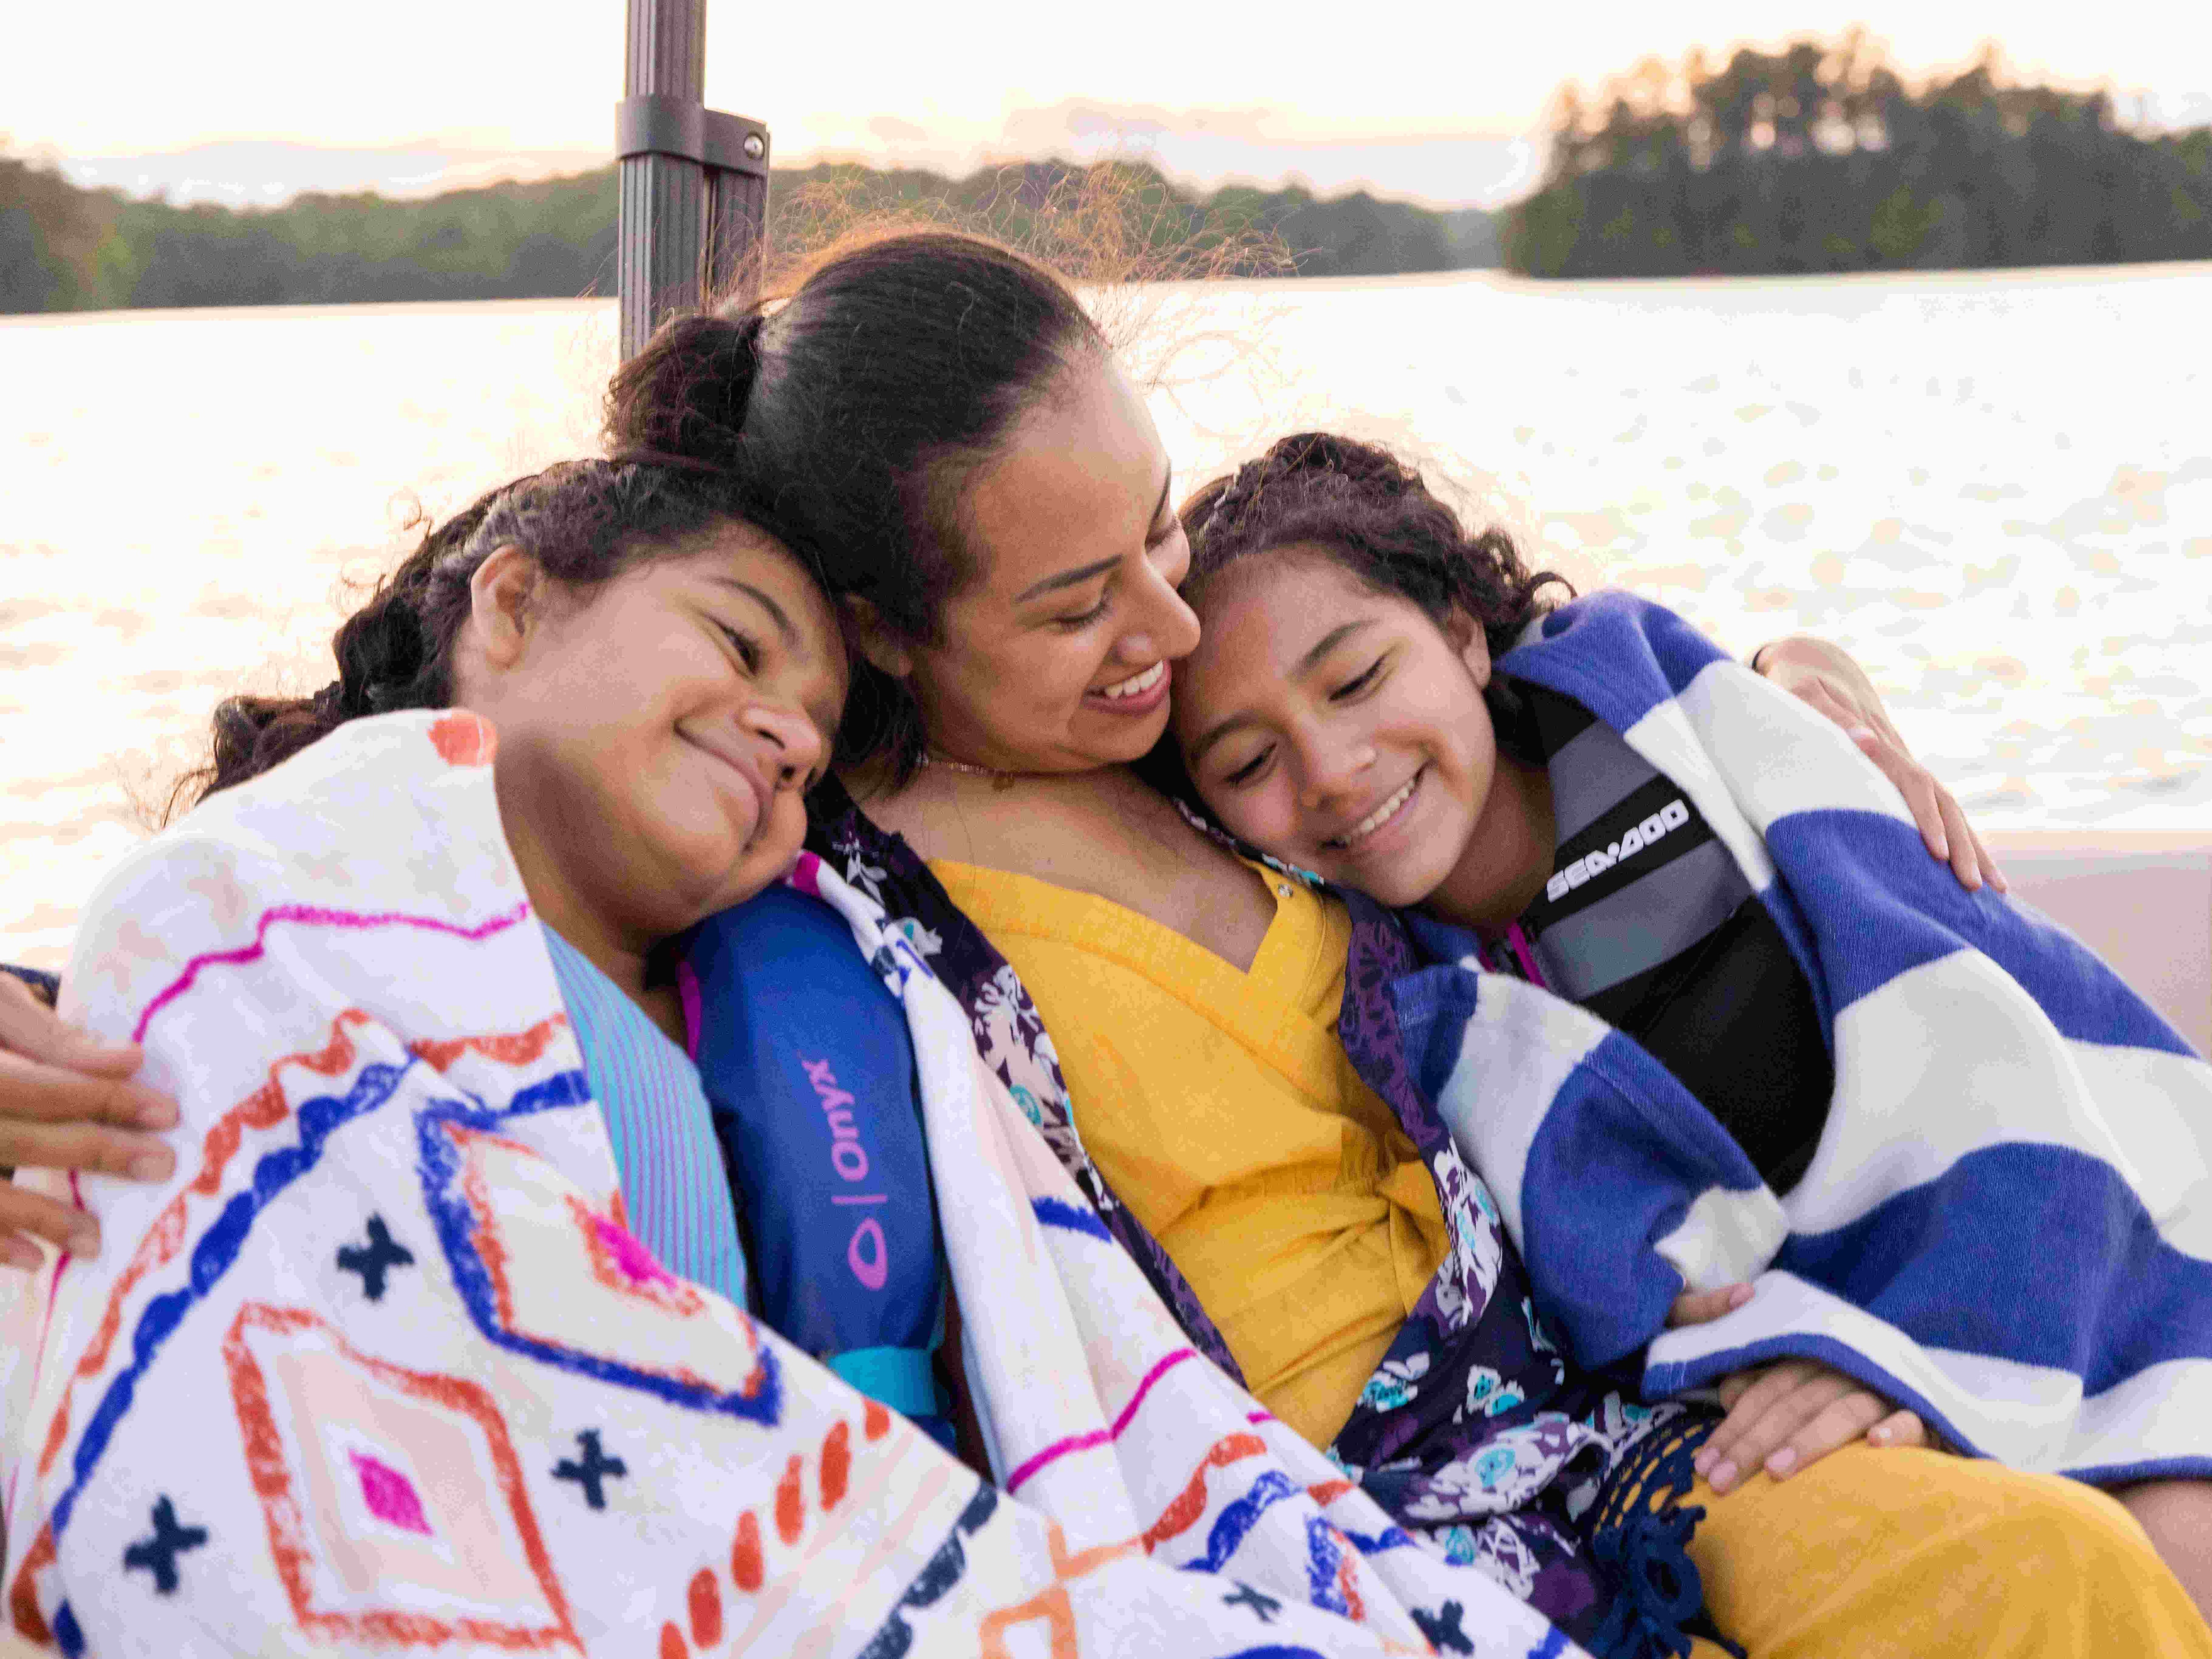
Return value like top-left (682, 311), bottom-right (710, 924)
top-left (461, 518), bottom-right (849, 951)
top-left (1172, 549), bottom-right (1504, 909)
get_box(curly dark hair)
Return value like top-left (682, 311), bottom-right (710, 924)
top-left (177, 457), bottom-right (786, 811)
top-left (1178, 431), bottom-right (1568, 662)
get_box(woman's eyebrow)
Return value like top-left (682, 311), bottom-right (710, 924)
top-left (705, 576), bottom-right (801, 645)
top-left (1014, 555), bottom-right (1120, 604)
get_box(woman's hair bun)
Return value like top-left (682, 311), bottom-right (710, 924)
top-left (603, 312), bottom-right (767, 476)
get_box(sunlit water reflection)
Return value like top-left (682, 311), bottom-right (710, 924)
top-left (5, 264), bottom-right (2209, 968)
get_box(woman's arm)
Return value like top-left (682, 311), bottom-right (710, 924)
top-left (1753, 634), bottom-right (2005, 893)
top-left (0, 971), bottom-right (177, 1267)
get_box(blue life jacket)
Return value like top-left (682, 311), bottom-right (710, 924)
top-left (684, 886), bottom-right (954, 1449)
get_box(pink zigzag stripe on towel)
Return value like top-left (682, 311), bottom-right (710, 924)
top-left (132, 901), bottom-right (534, 1042)
top-left (1003, 1347), bottom-right (1198, 1494)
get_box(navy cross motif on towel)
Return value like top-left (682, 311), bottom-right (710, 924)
top-left (122, 1496), bottom-right (208, 1594)
top-left (1222, 1582), bottom-right (1282, 1622)
top-left (335, 1215), bottom-right (415, 1301)
top-left (552, 1430), bottom-right (627, 1510)
top-left (1411, 1600), bottom-right (1474, 1655)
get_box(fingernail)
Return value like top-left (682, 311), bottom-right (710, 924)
top-left (1693, 1448), bottom-right (1717, 1475)
top-left (1709, 1461), bottom-right (1738, 1492)
top-left (68, 1226), bottom-right (100, 1258)
top-left (136, 1098), bottom-right (179, 1129)
top-left (1730, 1284), bottom-right (1753, 1308)
top-left (1767, 1448), bottom-right (1797, 1476)
top-left (127, 1152), bottom-right (170, 1182)
top-left (1848, 726), bottom-right (1877, 745)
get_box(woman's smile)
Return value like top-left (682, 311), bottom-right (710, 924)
top-left (1087, 659), bottom-right (1171, 715)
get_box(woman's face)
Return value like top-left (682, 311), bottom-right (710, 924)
top-left (891, 353), bottom-right (1202, 773)
top-left (465, 520), bottom-right (848, 947)
top-left (1171, 551), bottom-right (1500, 908)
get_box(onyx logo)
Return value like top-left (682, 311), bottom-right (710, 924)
top-left (802, 1056), bottom-right (888, 1291)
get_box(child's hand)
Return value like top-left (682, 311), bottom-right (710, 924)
top-left (1751, 634), bottom-right (2005, 895)
top-left (1693, 1358), bottom-right (1931, 1494)
top-left (1666, 1282), bottom-right (1754, 1327)
top-left (0, 972), bottom-right (179, 1268)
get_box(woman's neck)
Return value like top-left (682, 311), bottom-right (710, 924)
top-left (841, 757), bottom-right (1279, 973)
top-left (839, 756), bottom-right (1138, 862)
top-left (1424, 753), bottom-right (1557, 931)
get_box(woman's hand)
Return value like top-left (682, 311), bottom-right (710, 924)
top-left (0, 972), bottom-right (179, 1269)
top-left (1666, 1284), bottom-right (1930, 1493)
top-left (1751, 634), bottom-right (2005, 894)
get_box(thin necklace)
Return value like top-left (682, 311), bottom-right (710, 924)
top-left (923, 751), bottom-right (1023, 793)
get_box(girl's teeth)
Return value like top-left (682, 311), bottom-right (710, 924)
top-left (1340, 776), bottom-right (1417, 846)
top-left (1100, 661), bottom-right (1166, 699)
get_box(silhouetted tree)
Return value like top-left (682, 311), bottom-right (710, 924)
top-left (1505, 34), bottom-right (2212, 276)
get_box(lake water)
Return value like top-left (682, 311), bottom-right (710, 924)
top-left (5, 265), bottom-right (2211, 970)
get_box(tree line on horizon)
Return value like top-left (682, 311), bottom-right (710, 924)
top-left (12, 33), bottom-right (2208, 314)
top-left (0, 154), bottom-right (1499, 315)
top-left (1503, 32), bottom-right (2212, 276)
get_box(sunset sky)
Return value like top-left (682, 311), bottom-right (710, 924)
top-left (12, 1), bottom-right (2210, 202)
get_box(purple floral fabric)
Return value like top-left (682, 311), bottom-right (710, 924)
top-left (805, 788), bottom-right (1702, 1649)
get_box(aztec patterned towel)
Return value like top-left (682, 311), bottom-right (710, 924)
top-left (1395, 591), bottom-right (2212, 1485)
top-left (0, 710), bottom-right (1584, 1659)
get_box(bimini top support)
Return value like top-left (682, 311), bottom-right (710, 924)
top-left (616, 0), bottom-right (770, 361)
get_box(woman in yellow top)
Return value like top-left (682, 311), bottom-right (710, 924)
top-left (7, 230), bottom-right (2200, 1656)
top-left (933, 853), bottom-right (1450, 1451)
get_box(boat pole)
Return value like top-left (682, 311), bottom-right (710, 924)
top-left (615, 0), bottom-right (771, 361)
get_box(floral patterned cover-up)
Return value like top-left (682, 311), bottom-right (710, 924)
top-left (811, 788), bottom-right (1718, 1659)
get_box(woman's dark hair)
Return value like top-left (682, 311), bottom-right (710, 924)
top-left (180, 457), bottom-right (768, 810)
top-left (1147, 432), bottom-right (1572, 799)
top-left (606, 230), bottom-right (1106, 781)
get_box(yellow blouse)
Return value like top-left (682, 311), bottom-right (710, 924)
top-left (932, 858), bottom-right (1451, 1449)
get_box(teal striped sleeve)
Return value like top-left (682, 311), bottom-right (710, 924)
top-left (541, 926), bottom-right (750, 1310)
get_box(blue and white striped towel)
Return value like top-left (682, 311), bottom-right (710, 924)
top-left (1396, 590), bottom-right (2212, 1485)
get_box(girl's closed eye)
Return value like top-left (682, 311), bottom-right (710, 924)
top-left (1221, 744), bottom-right (1274, 787)
top-left (1332, 655), bottom-right (1389, 701)
top-left (716, 620), bottom-right (762, 672)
